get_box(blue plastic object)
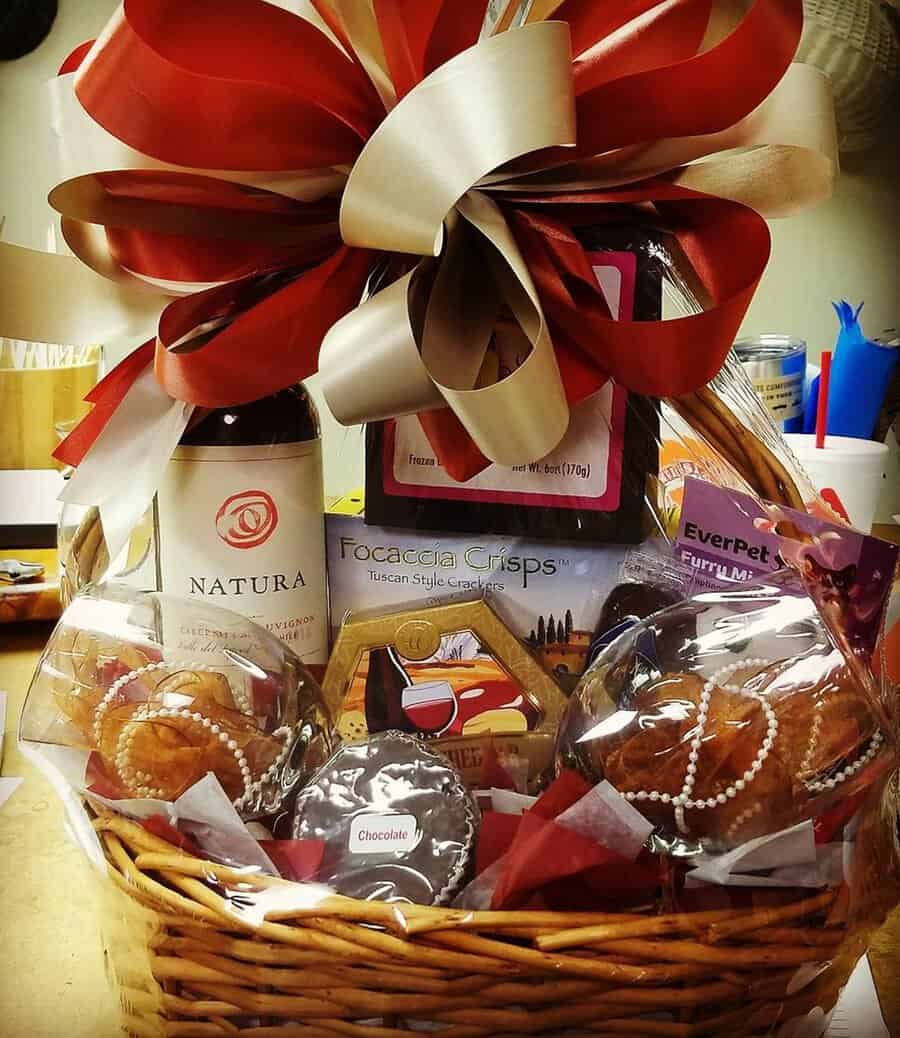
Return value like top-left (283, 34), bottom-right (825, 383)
top-left (802, 376), bottom-right (819, 435)
top-left (803, 302), bottom-right (898, 438)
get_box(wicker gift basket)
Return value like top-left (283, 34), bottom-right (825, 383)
top-left (23, 557), bottom-right (900, 1037)
top-left (799, 0), bottom-right (900, 152)
top-left (13, 2), bottom-right (898, 1034)
top-left (92, 802), bottom-right (899, 1038)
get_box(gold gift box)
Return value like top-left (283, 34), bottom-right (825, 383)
top-left (323, 598), bottom-right (567, 790)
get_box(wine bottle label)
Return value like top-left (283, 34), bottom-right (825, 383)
top-left (156, 441), bottom-right (328, 664)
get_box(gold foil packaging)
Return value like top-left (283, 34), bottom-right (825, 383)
top-left (324, 599), bottom-right (567, 790)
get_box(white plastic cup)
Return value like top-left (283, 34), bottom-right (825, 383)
top-left (784, 433), bottom-right (889, 532)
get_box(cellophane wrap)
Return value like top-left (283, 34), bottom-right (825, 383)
top-left (57, 500), bottom-right (156, 608)
top-left (20, 551), bottom-right (899, 1037)
top-left (21, 584), bottom-right (334, 823)
top-left (596, 218), bottom-right (823, 537)
top-left (556, 568), bottom-right (900, 1035)
top-left (28, 179), bottom-right (894, 1038)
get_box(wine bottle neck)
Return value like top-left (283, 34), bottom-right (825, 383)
top-left (180, 386), bottom-right (319, 447)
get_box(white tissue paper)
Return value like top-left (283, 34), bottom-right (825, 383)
top-left (687, 820), bottom-right (851, 889)
top-left (86, 771), bottom-right (277, 874)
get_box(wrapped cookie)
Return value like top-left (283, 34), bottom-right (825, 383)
top-left (293, 731), bottom-right (479, 905)
top-left (21, 585), bottom-right (334, 819)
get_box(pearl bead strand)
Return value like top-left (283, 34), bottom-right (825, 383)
top-left (95, 658), bottom-right (289, 810)
top-left (115, 706), bottom-right (251, 800)
top-left (93, 659), bottom-right (253, 747)
top-left (233, 726), bottom-right (293, 813)
top-left (799, 713), bottom-right (824, 776)
top-left (806, 730), bottom-right (884, 795)
top-left (622, 659), bottom-right (778, 837)
top-left (725, 800), bottom-right (764, 842)
top-left (94, 660), bottom-right (167, 748)
top-left (114, 704), bottom-right (292, 808)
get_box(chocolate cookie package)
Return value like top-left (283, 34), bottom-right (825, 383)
top-left (292, 731), bottom-right (479, 906)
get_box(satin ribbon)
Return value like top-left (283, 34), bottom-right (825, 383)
top-left (0, 0), bottom-right (839, 552)
top-left (60, 364), bottom-right (193, 563)
top-left (321, 19), bottom-right (575, 462)
top-left (338, 21), bottom-right (575, 255)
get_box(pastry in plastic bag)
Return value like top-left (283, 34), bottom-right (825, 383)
top-left (22, 585), bottom-right (334, 819)
top-left (557, 578), bottom-right (890, 851)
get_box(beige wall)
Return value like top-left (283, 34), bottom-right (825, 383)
top-left (2, 3), bottom-right (897, 508)
top-left (741, 124), bottom-right (900, 356)
top-left (0, 0), bottom-right (117, 251)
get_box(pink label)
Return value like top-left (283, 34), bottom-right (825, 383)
top-left (383, 252), bottom-right (636, 512)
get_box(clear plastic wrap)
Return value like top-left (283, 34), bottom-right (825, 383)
top-left (595, 218), bottom-right (823, 531)
top-left (584, 542), bottom-right (698, 670)
top-left (57, 500), bottom-right (155, 608)
top-left (558, 572), bottom-right (892, 851)
top-left (19, 558), bottom-right (899, 1037)
top-left (55, 208), bottom-right (832, 629)
top-left (542, 572), bottom-right (900, 1036)
top-left (292, 731), bottom-right (479, 905)
top-left (34, 226), bottom-right (900, 1035)
top-left (21, 585), bottom-right (334, 820)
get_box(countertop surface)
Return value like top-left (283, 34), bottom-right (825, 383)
top-left (0, 621), bottom-right (121, 1037)
top-left (2, 529), bottom-right (899, 1036)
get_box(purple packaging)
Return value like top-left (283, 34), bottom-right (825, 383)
top-left (675, 476), bottom-right (898, 666)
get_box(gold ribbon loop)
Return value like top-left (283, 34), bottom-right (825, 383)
top-left (435, 190), bottom-right (568, 466)
top-left (339, 21), bottom-right (576, 256)
top-left (671, 64), bottom-right (838, 216)
top-left (319, 269), bottom-right (445, 425)
top-left (48, 73), bottom-right (347, 206)
top-left (0, 242), bottom-right (162, 346)
top-left (317, 0), bottom-right (398, 111)
top-left (322, 189), bottom-right (570, 467)
top-left (324, 20), bottom-right (576, 464)
top-left (420, 209), bottom-right (500, 392)
top-left (487, 64), bottom-right (838, 220)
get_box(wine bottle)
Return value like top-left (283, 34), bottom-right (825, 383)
top-left (153, 386), bottom-right (329, 665)
top-left (364, 646), bottom-right (415, 734)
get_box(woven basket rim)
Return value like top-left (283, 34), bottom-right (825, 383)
top-left (89, 808), bottom-right (865, 1038)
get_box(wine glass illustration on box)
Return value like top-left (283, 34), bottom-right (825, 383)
top-left (355, 632), bottom-right (539, 741)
